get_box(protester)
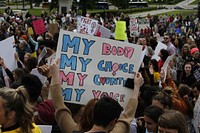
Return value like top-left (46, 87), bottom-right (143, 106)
top-left (0, 87), bottom-right (41, 133)
top-left (49, 59), bottom-right (144, 133)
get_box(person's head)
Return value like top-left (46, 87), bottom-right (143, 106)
top-left (158, 110), bottom-right (189, 133)
top-left (80, 99), bottom-right (99, 131)
top-left (12, 68), bottom-right (25, 81)
top-left (190, 47), bottom-right (200, 59)
top-left (144, 105), bottom-right (164, 133)
top-left (158, 49), bottom-right (169, 61)
top-left (163, 33), bottom-right (171, 44)
top-left (25, 57), bottom-right (37, 73)
top-left (20, 74), bottom-right (43, 103)
top-left (37, 36), bottom-right (44, 43)
top-left (182, 44), bottom-right (190, 55)
top-left (45, 32), bottom-right (53, 40)
top-left (93, 96), bottom-right (123, 131)
top-left (152, 91), bottom-right (172, 109)
top-left (24, 53), bottom-right (32, 63)
top-left (0, 87), bottom-right (34, 132)
top-left (169, 56), bottom-right (176, 68)
top-left (178, 84), bottom-right (194, 118)
top-left (149, 59), bottom-right (159, 72)
top-left (19, 40), bottom-right (28, 50)
top-left (192, 81), bottom-right (200, 99)
top-left (183, 62), bottom-right (192, 75)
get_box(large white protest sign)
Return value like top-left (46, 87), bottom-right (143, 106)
top-left (77, 16), bottom-right (98, 36)
top-left (0, 36), bottom-right (17, 74)
top-left (152, 42), bottom-right (167, 61)
top-left (56, 29), bottom-right (142, 107)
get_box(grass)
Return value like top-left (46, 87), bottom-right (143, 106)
top-left (154, 9), bottom-right (197, 17)
top-left (189, 0), bottom-right (200, 5)
top-left (0, 8), bottom-right (49, 16)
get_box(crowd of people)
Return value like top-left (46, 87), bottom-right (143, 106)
top-left (0, 5), bottom-right (199, 133)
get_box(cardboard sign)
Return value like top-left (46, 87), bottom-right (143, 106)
top-left (28, 27), bottom-right (34, 35)
top-left (55, 29), bottom-right (142, 107)
top-left (32, 19), bottom-right (46, 35)
top-left (77, 16), bottom-right (98, 36)
top-left (115, 21), bottom-right (127, 41)
top-left (49, 23), bottom-right (59, 36)
top-left (0, 36), bottom-right (17, 75)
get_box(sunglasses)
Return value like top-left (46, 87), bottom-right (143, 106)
top-left (164, 37), bottom-right (169, 39)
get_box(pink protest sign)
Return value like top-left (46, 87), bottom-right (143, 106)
top-left (32, 19), bottom-right (46, 35)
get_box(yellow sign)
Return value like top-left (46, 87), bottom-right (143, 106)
top-left (28, 27), bottom-right (34, 35)
top-left (115, 21), bottom-right (127, 41)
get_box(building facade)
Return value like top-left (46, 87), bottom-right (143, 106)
top-left (59, 0), bottom-right (73, 14)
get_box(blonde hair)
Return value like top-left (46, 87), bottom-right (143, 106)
top-left (158, 110), bottom-right (189, 133)
top-left (0, 87), bottom-right (34, 133)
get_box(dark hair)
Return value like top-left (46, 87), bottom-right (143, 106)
top-left (160, 49), bottom-right (169, 61)
top-left (80, 99), bottom-right (98, 131)
top-left (21, 74), bottom-right (42, 103)
top-left (144, 105), bottom-right (164, 123)
top-left (93, 97), bottom-right (123, 128)
top-left (25, 57), bottom-right (37, 72)
top-left (13, 68), bottom-right (25, 82)
top-left (153, 91), bottom-right (172, 109)
top-left (192, 81), bottom-right (200, 91)
top-left (178, 84), bottom-right (194, 119)
top-left (150, 59), bottom-right (159, 72)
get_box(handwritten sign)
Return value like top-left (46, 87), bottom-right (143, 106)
top-left (130, 17), bottom-right (138, 37)
top-left (193, 65), bottom-right (200, 81)
top-left (77, 16), bottom-right (98, 36)
top-left (115, 21), bottom-right (127, 41)
top-left (56, 29), bottom-right (142, 107)
top-left (32, 19), bottom-right (46, 35)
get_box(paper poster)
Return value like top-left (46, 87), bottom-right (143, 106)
top-left (32, 19), bottom-right (46, 35)
top-left (130, 17), bottom-right (139, 37)
top-left (38, 125), bottom-right (52, 133)
top-left (115, 21), bottom-right (127, 41)
top-left (161, 54), bottom-right (175, 81)
top-left (55, 29), bottom-right (143, 108)
top-left (151, 41), bottom-right (167, 61)
top-left (46, 53), bottom-right (56, 66)
top-left (193, 65), bottom-right (200, 81)
top-left (28, 27), bottom-right (34, 35)
top-left (48, 23), bottom-right (59, 36)
top-left (95, 24), bottom-right (111, 38)
top-left (30, 68), bottom-right (47, 83)
top-left (77, 16), bottom-right (98, 36)
top-left (38, 47), bottom-right (47, 65)
top-left (0, 36), bottom-right (17, 75)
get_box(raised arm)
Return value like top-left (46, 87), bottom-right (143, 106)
top-left (110, 72), bottom-right (144, 133)
top-left (49, 59), bottom-right (79, 133)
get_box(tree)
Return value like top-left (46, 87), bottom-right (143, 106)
top-left (107, 0), bottom-right (129, 9)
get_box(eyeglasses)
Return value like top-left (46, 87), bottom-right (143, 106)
top-left (164, 37), bottom-right (169, 40)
